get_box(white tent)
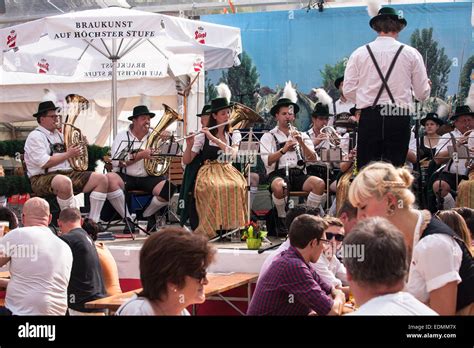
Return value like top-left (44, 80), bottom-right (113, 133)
top-left (0, 7), bottom-right (242, 144)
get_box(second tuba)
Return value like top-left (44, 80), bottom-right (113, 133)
top-left (63, 94), bottom-right (90, 171)
top-left (144, 104), bottom-right (183, 176)
top-left (229, 102), bottom-right (264, 130)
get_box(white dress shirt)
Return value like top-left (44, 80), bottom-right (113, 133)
top-left (24, 126), bottom-right (71, 177)
top-left (343, 36), bottom-right (430, 109)
top-left (347, 292), bottom-right (438, 316)
top-left (330, 98), bottom-right (353, 116)
top-left (260, 127), bottom-right (313, 175)
top-left (437, 128), bottom-right (470, 175)
top-left (111, 128), bottom-right (152, 177)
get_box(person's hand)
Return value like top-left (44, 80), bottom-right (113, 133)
top-left (348, 148), bottom-right (357, 161)
top-left (138, 148), bottom-right (153, 160)
top-left (201, 127), bottom-right (213, 140)
top-left (290, 129), bottom-right (303, 144)
top-left (314, 132), bottom-right (328, 145)
top-left (67, 144), bottom-right (83, 159)
top-left (160, 131), bottom-right (171, 141)
top-left (282, 139), bottom-right (298, 153)
top-left (186, 132), bottom-right (195, 147)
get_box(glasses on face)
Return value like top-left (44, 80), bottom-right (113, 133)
top-left (190, 269), bottom-right (207, 283)
top-left (325, 232), bottom-right (345, 242)
top-left (317, 238), bottom-right (331, 245)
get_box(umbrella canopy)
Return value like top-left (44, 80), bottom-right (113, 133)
top-left (0, 7), bottom-right (242, 136)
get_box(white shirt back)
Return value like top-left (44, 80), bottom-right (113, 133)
top-left (0, 226), bottom-right (73, 315)
top-left (348, 292), bottom-right (438, 315)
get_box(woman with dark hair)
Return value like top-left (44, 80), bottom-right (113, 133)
top-left (82, 218), bottom-right (122, 296)
top-left (453, 207), bottom-right (474, 248)
top-left (116, 227), bottom-right (216, 315)
top-left (436, 210), bottom-right (473, 255)
top-left (182, 84), bottom-right (247, 238)
top-left (0, 206), bottom-right (19, 232)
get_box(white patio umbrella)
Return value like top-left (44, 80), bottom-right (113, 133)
top-left (0, 7), bottom-right (242, 136)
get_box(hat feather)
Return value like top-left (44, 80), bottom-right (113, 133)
top-left (42, 89), bottom-right (58, 103)
top-left (282, 81), bottom-right (298, 104)
top-left (312, 88), bottom-right (333, 106)
top-left (435, 97), bottom-right (451, 118)
top-left (366, 0), bottom-right (381, 17)
top-left (217, 83), bottom-right (232, 103)
top-left (465, 94), bottom-right (474, 111)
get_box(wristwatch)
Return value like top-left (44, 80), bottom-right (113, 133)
top-left (279, 148), bottom-right (286, 155)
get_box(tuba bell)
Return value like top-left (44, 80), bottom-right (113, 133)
top-left (63, 94), bottom-right (90, 171)
top-left (144, 104), bottom-right (183, 176)
top-left (229, 102), bottom-right (264, 130)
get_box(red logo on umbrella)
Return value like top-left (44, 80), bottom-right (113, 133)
top-left (7, 30), bottom-right (17, 48)
top-left (193, 58), bottom-right (203, 72)
top-left (37, 58), bottom-right (50, 74)
top-left (195, 26), bottom-right (207, 44)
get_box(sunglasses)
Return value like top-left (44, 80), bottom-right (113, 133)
top-left (325, 232), bottom-right (344, 242)
top-left (190, 269), bottom-right (207, 282)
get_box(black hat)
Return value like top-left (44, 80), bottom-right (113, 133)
top-left (334, 76), bottom-right (344, 90)
top-left (369, 7), bottom-right (407, 29)
top-left (270, 98), bottom-right (300, 117)
top-left (450, 105), bottom-right (474, 122)
top-left (421, 112), bottom-right (444, 126)
top-left (33, 101), bottom-right (60, 117)
top-left (197, 104), bottom-right (211, 117)
top-left (128, 105), bottom-right (155, 121)
top-left (209, 97), bottom-right (235, 114)
top-left (334, 112), bottom-right (357, 129)
top-left (311, 102), bottom-right (331, 118)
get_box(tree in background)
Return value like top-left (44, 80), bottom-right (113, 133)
top-left (204, 74), bottom-right (217, 103)
top-left (320, 58), bottom-right (347, 100)
top-left (410, 28), bottom-right (451, 99)
top-left (220, 51), bottom-right (260, 109)
top-left (459, 55), bottom-right (473, 103)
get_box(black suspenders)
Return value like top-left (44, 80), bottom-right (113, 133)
top-left (366, 44), bottom-right (405, 107)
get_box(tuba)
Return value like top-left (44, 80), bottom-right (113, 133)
top-left (63, 94), bottom-right (90, 171)
top-left (229, 102), bottom-right (264, 130)
top-left (144, 104), bottom-right (183, 176)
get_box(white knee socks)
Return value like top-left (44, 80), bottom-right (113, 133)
top-left (107, 189), bottom-right (130, 218)
top-left (272, 193), bottom-right (287, 218)
top-left (143, 196), bottom-right (168, 217)
top-left (306, 192), bottom-right (324, 208)
top-left (249, 186), bottom-right (258, 208)
top-left (88, 191), bottom-right (107, 223)
top-left (57, 195), bottom-right (78, 211)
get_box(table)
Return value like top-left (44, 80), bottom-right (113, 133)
top-left (85, 272), bottom-right (258, 315)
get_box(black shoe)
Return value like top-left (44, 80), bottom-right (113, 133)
top-left (123, 217), bottom-right (137, 234)
top-left (96, 222), bottom-right (107, 232)
top-left (146, 214), bottom-right (157, 234)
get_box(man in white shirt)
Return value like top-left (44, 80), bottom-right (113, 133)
top-left (343, 6), bottom-right (430, 170)
top-left (433, 105), bottom-right (473, 209)
top-left (109, 105), bottom-right (176, 233)
top-left (344, 217), bottom-right (437, 315)
top-left (259, 93), bottom-right (325, 229)
top-left (0, 197), bottom-right (73, 315)
top-left (24, 100), bottom-right (124, 224)
top-left (331, 76), bottom-right (354, 118)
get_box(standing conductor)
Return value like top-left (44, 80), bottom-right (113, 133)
top-left (343, 5), bottom-right (431, 170)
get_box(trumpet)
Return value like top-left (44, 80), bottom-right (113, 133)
top-left (320, 126), bottom-right (342, 148)
top-left (287, 121), bottom-right (305, 166)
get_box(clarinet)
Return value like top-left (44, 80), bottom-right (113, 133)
top-left (287, 121), bottom-right (305, 166)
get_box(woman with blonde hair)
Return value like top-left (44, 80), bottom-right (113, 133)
top-left (348, 161), bottom-right (474, 315)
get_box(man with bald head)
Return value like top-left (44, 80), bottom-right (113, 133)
top-left (0, 197), bottom-right (73, 315)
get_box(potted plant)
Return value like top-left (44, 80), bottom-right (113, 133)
top-left (241, 221), bottom-right (267, 250)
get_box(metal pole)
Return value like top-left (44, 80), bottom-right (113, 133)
top-left (112, 40), bottom-right (118, 138)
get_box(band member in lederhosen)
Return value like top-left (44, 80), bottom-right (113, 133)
top-left (331, 76), bottom-right (353, 121)
top-left (343, 6), bottom-right (431, 170)
top-left (24, 101), bottom-right (124, 224)
top-left (108, 105), bottom-right (176, 233)
top-left (259, 83), bottom-right (325, 225)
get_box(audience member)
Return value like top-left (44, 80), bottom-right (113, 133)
top-left (117, 227), bottom-right (216, 315)
top-left (436, 210), bottom-right (473, 256)
top-left (247, 215), bottom-right (345, 316)
top-left (344, 217), bottom-right (437, 315)
top-left (0, 207), bottom-right (19, 232)
top-left (58, 208), bottom-right (106, 315)
top-left (349, 162), bottom-right (474, 315)
top-left (82, 218), bottom-right (122, 296)
top-left (0, 197), bottom-right (72, 315)
top-left (336, 200), bottom-right (358, 234)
